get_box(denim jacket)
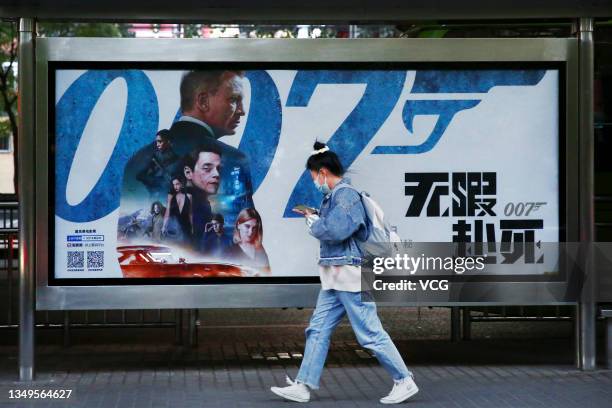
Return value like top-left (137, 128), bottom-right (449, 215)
top-left (310, 177), bottom-right (368, 266)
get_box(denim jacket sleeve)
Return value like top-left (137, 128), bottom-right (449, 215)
top-left (309, 187), bottom-right (365, 243)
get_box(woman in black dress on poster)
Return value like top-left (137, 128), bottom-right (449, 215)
top-left (162, 176), bottom-right (193, 245)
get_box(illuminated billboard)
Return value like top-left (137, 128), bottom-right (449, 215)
top-left (51, 64), bottom-right (561, 283)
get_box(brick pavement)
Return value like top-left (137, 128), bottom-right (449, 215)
top-left (0, 337), bottom-right (611, 408)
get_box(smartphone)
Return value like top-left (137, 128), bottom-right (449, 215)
top-left (292, 204), bottom-right (317, 214)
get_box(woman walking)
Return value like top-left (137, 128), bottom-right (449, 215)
top-left (270, 142), bottom-right (418, 404)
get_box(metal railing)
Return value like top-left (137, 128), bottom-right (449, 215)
top-left (0, 201), bottom-right (18, 232)
top-left (2, 192), bottom-right (611, 345)
top-left (0, 200), bottom-right (181, 346)
top-left (467, 305), bottom-right (574, 322)
top-left (595, 196), bottom-right (612, 233)
top-left (455, 306), bottom-right (576, 341)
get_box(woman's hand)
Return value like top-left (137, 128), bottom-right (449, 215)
top-left (304, 213), bottom-right (320, 230)
top-left (292, 208), bottom-right (316, 217)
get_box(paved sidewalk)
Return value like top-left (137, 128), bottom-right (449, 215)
top-left (0, 338), bottom-right (611, 408)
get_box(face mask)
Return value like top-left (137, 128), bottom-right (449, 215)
top-left (314, 172), bottom-right (332, 195)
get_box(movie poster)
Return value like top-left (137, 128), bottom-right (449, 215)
top-left (53, 68), bottom-right (560, 279)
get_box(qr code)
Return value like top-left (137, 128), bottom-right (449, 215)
top-left (67, 251), bottom-right (84, 268)
top-left (87, 251), bottom-right (104, 269)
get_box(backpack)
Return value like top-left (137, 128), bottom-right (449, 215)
top-left (333, 183), bottom-right (402, 258)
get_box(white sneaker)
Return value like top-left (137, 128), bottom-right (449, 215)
top-left (380, 376), bottom-right (419, 404)
top-left (270, 375), bottom-right (311, 403)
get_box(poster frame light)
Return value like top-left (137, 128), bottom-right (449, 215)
top-left (35, 38), bottom-right (579, 310)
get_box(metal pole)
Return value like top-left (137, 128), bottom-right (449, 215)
top-left (63, 312), bottom-right (71, 347)
top-left (8, 234), bottom-right (15, 325)
top-left (18, 17), bottom-right (36, 382)
top-left (574, 304), bottom-right (580, 368)
top-left (175, 309), bottom-right (183, 345)
top-left (450, 307), bottom-right (460, 342)
top-left (462, 307), bottom-right (471, 340)
top-left (607, 317), bottom-right (612, 369)
top-left (194, 309), bottom-right (199, 346)
top-left (188, 309), bottom-right (197, 347)
top-left (577, 17), bottom-right (596, 371)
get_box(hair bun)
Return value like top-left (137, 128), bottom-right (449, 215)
top-left (313, 141), bottom-right (327, 150)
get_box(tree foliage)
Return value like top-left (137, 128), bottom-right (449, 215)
top-left (38, 22), bottom-right (129, 38)
top-left (0, 21), bottom-right (128, 194)
top-left (0, 21), bottom-right (18, 143)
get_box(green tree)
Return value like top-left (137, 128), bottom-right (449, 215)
top-left (38, 22), bottom-right (129, 38)
top-left (181, 24), bottom-right (202, 38)
top-left (0, 21), bottom-right (128, 194)
top-left (0, 21), bottom-right (18, 194)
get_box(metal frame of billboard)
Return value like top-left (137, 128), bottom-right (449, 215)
top-left (1, 1), bottom-right (611, 21)
top-left (35, 37), bottom-right (579, 310)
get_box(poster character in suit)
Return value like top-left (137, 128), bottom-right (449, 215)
top-left (118, 70), bottom-right (269, 272)
top-left (181, 145), bottom-right (222, 252)
top-left (199, 213), bottom-right (232, 258)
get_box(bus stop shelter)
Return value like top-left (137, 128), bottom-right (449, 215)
top-left (0, 0), bottom-right (610, 382)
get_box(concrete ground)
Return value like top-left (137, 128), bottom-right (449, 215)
top-left (0, 307), bottom-right (610, 407)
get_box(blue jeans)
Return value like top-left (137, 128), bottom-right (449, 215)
top-left (295, 289), bottom-right (412, 389)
